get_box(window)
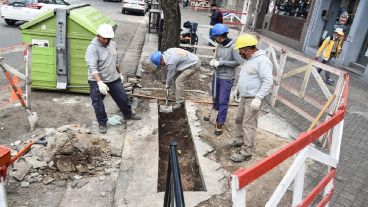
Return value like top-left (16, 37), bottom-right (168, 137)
top-left (274, 0), bottom-right (311, 18)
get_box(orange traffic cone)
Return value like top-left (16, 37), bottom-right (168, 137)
top-left (9, 75), bottom-right (23, 102)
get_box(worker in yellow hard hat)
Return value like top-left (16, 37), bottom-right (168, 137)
top-left (315, 28), bottom-right (345, 85)
top-left (229, 34), bottom-right (273, 162)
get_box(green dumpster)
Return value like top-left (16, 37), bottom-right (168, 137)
top-left (20, 4), bottom-right (117, 93)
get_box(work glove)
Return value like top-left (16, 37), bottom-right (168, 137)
top-left (97, 81), bottom-right (109, 95)
top-left (250, 97), bottom-right (262, 111)
top-left (120, 73), bottom-right (125, 83)
top-left (210, 59), bottom-right (220, 67)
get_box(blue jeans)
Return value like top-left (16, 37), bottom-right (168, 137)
top-left (212, 75), bottom-right (234, 124)
top-left (89, 78), bottom-right (132, 125)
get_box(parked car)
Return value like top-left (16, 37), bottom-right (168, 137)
top-left (121, 0), bottom-right (147, 15)
top-left (1, 0), bottom-right (70, 25)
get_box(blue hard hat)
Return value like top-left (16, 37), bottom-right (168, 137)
top-left (150, 51), bottom-right (162, 66)
top-left (211, 23), bottom-right (229, 36)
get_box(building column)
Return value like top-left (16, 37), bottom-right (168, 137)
top-left (336, 0), bottom-right (368, 67)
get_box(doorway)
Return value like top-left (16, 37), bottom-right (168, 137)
top-left (358, 33), bottom-right (368, 65)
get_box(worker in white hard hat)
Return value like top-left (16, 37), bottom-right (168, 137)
top-left (85, 23), bottom-right (141, 134)
top-left (229, 34), bottom-right (273, 162)
top-left (315, 28), bottom-right (345, 85)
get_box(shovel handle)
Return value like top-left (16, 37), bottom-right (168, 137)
top-left (165, 89), bottom-right (169, 106)
top-left (8, 141), bottom-right (35, 166)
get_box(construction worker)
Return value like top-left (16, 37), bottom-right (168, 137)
top-left (208, 3), bottom-right (223, 45)
top-left (150, 48), bottom-right (200, 109)
top-left (315, 28), bottom-right (345, 85)
top-left (85, 23), bottom-right (141, 134)
top-left (206, 23), bottom-right (241, 135)
top-left (229, 34), bottom-right (273, 162)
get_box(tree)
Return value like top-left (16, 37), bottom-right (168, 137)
top-left (159, 0), bottom-right (181, 51)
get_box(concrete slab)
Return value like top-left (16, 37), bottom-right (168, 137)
top-left (258, 112), bottom-right (301, 140)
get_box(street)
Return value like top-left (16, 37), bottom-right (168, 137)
top-left (0, 0), bottom-right (146, 96)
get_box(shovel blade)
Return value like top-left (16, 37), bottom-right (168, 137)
top-left (28, 112), bottom-right (38, 131)
top-left (159, 105), bottom-right (173, 113)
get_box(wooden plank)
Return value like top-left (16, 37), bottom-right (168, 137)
top-left (270, 48), bottom-right (280, 70)
top-left (277, 95), bottom-right (315, 122)
top-left (298, 169), bottom-right (336, 207)
top-left (307, 94), bottom-right (336, 131)
top-left (266, 148), bottom-right (309, 207)
top-left (3, 63), bottom-right (26, 80)
top-left (311, 67), bottom-right (332, 99)
top-left (281, 65), bottom-right (308, 79)
top-left (0, 44), bottom-right (26, 55)
top-left (299, 64), bottom-right (312, 98)
top-left (280, 82), bottom-right (324, 109)
top-left (270, 51), bottom-right (287, 107)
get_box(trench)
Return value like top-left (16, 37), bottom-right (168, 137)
top-left (157, 106), bottom-right (205, 192)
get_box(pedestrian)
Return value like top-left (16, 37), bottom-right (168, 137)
top-left (315, 28), bottom-right (345, 85)
top-left (85, 23), bottom-right (141, 134)
top-left (229, 34), bottom-right (273, 162)
top-left (150, 48), bottom-right (201, 109)
top-left (208, 3), bottom-right (223, 45)
top-left (205, 23), bottom-right (241, 135)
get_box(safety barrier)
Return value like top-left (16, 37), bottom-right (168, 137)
top-left (231, 34), bottom-right (349, 206)
top-left (0, 44), bottom-right (30, 110)
top-left (163, 141), bottom-right (185, 207)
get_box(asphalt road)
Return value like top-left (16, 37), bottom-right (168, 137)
top-left (0, 0), bottom-right (145, 93)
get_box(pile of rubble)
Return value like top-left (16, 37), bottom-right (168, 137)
top-left (8, 125), bottom-right (121, 188)
top-left (123, 77), bottom-right (141, 95)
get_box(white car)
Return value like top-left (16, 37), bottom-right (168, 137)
top-left (121, 0), bottom-right (147, 16)
top-left (1, 0), bottom-right (70, 25)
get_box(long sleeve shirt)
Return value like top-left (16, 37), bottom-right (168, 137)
top-left (162, 48), bottom-right (199, 86)
top-left (85, 37), bottom-right (120, 83)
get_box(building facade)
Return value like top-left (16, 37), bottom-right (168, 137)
top-left (240, 0), bottom-right (368, 74)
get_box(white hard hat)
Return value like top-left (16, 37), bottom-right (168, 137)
top-left (334, 28), bottom-right (344, 35)
top-left (97, 23), bottom-right (114, 38)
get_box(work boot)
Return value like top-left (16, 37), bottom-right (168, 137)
top-left (214, 123), bottom-right (223, 135)
top-left (125, 114), bottom-right (142, 120)
top-left (99, 124), bottom-right (107, 134)
top-left (230, 149), bottom-right (252, 162)
top-left (326, 79), bottom-right (335, 85)
top-left (227, 138), bottom-right (244, 148)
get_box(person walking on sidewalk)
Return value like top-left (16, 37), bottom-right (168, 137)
top-left (208, 3), bottom-right (223, 45)
top-left (207, 23), bottom-right (241, 135)
top-left (85, 23), bottom-right (141, 134)
top-left (229, 34), bottom-right (273, 162)
top-left (150, 48), bottom-right (201, 109)
top-left (315, 28), bottom-right (345, 85)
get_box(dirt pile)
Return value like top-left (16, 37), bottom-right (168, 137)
top-left (8, 125), bottom-right (121, 188)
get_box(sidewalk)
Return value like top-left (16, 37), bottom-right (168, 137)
top-left (175, 6), bottom-right (368, 207)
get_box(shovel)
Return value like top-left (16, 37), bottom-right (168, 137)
top-left (159, 89), bottom-right (173, 113)
top-left (0, 60), bottom-right (38, 130)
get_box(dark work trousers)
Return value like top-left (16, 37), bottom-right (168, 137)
top-left (211, 74), bottom-right (234, 124)
top-left (317, 59), bottom-right (332, 80)
top-left (89, 78), bottom-right (132, 125)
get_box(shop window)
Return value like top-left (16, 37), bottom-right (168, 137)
top-left (274, 0), bottom-right (311, 18)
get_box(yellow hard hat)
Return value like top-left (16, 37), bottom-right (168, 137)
top-left (234, 34), bottom-right (258, 49)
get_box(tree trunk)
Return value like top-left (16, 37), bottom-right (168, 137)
top-left (160, 0), bottom-right (181, 51)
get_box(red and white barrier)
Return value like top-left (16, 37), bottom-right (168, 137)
top-left (231, 74), bottom-right (349, 206)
